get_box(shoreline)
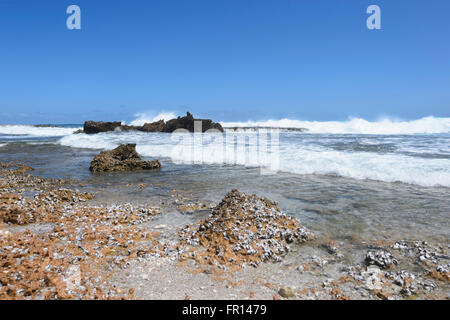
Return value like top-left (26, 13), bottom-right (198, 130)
top-left (0, 161), bottom-right (448, 300)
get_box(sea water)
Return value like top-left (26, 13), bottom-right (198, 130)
top-left (0, 117), bottom-right (449, 244)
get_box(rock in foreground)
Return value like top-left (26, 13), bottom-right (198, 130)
top-left (365, 250), bottom-right (398, 269)
top-left (89, 144), bottom-right (161, 173)
top-left (179, 189), bottom-right (313, 269)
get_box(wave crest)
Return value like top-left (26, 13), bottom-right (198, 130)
top-left (0, 125), bottom-right (81, 137)
top-left (221, 116), bottom-right (450, 135)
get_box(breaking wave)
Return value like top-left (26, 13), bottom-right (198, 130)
top-left (0, 125), bottom-right (81, 137)
top-left (2, 114), bottom-right (449, 187)
top-left (129, 111), bottom-right (177, 126)
top-left (57, 130), bottom-right (450, 187)
top-left (221, 116), bottom-right (450, 135)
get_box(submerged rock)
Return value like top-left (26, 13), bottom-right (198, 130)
top-left (84, 121), bottom-right (122, 134)
top-left (89, 144), bottom-right (161, 173)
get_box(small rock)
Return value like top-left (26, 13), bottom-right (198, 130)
top-left (279, 287), bottom-right (295, 298)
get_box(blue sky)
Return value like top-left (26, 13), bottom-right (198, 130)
top-left (0, 0), bottom-right (449, 124)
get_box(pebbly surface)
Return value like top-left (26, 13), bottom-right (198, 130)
top-left (0, 161), bottom-right (449, 300)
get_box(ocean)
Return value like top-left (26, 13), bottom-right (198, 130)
top-left (0, 116), bottom-right (449, 243)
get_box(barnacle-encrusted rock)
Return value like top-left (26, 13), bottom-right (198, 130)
top-left (365, 250), bottom-right (398, 269)
top-left (179, 189), bottom-right (313, 269)
top-left (89, 144), bottom-right (161, 173)
top-left (430, 264), bottom-right (450, 282)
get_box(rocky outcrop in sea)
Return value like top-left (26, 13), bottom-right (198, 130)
top-left (89, 144), bottom-right (161, 173)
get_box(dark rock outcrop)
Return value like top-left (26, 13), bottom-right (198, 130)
top-left (84, 121), bottom-right (122, 134)
top-left (162, 112), bottom-right (223, 133)
top-left (82, 112), bottom-right (223, 134)
top-left (89, 144), bottom-right (161, 173)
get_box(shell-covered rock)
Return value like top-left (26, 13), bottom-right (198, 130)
top-left (365, 250), bottom-right (398, 269)
top-left (179, 189), bottom-right (313, 269)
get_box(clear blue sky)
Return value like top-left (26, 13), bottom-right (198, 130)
top-left (0, 0), bottom-right (449, 124)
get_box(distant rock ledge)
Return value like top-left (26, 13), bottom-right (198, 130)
top-left (80, 112), bottom-right (224, 134)
top-left (223, 126), bottom-right (307, 132)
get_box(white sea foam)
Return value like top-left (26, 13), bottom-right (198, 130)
top-left (0, 125), bottom-right (81, 137)
top-left (57, 130), bottom-right (450, 187)
top-left (221, 116), bottom-right (450, 135)
top-left (59, 132), bottom-right (120, 150)
top-left (278, 145), bottom-right (450, 187)
top-left (6, 114), bottom-right (448, 187)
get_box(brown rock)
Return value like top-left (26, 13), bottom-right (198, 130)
top-left (139, 120), bottom-right (165, 132)
top-left (84, 121), bottom-right (122, 134)
top-left (118, 125), bottom-right (139, 131)
top-left (89, 144), bottom-right (161, 173)
top-left (162, 112), bottom-right (224, 133)
top-left (179, 189), bottom-right (313, 269)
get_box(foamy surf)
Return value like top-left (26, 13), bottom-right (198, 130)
top-left (57, 130), bottom-right (450, 187)
top-left (0, 125), bottom-right (81, 137)
top-left (2, 115), bottom-right (449, 187)
top-left (221, 116), bottom-right (450, 135)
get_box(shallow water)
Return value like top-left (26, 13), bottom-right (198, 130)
top-left (1, 138), bottom-right (449, 245)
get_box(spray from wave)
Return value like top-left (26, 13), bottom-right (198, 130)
top-left (129, 111), bottom-right (177, 126)
top-left (221, 116), bottom-right (450, 135)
